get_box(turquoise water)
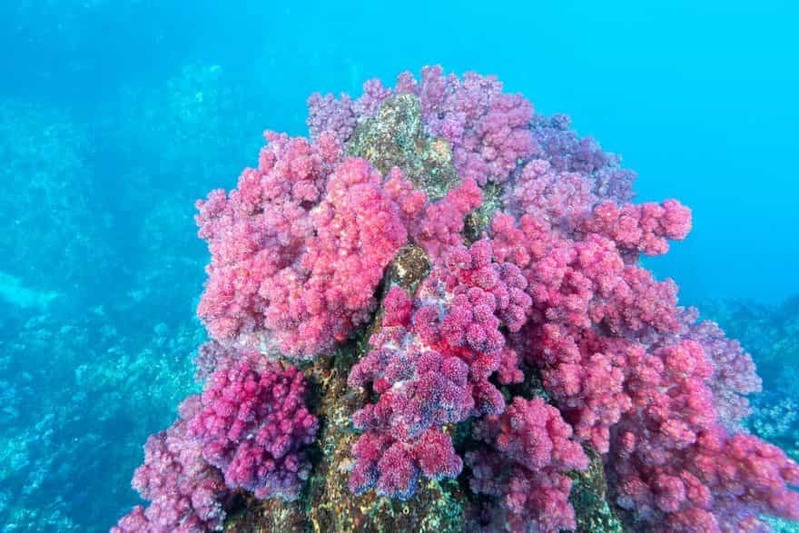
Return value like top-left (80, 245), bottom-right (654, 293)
top-left (0, 1), bottom-right (797, 531)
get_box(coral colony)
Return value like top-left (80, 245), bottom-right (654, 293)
top-left (114, 66), bottom-right (798, 532)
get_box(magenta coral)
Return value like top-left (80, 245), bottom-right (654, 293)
top-left (309, 65), bottom-right (537, 186)
top-left (610, 340), bottom-right (799, 531)
top-left (467, 397), bottom-right (589, 533)
top-left (348, 429), bottom-right (463, 499)
top-left (410, 176), bottom-right (483, 259)
top-left (579, 199), bottom-right (692, 256)
top-left (685, 316), bottom-right (763, 431)
top-left (347, 285), bottom-right (474, 497)
top-left (188, 350), bottom-right (318, 501)
top-left (347, 241), bottom-right (533, 498)
top-left (645, 307), bottom-right (763, 433)
top-left (326, 67), bottom-right (796, 528)
top-left (504, 158), bottom-right (599, 226)
top-left (118, 66), bottom-right (799, 532)
top-left (196, 134), bottom-right (408, 358)
top-left (112, 397), bottom-right (229, 533)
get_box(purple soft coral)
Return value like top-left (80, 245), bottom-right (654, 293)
top-left (467, 397), bottom-right (589, 533)
top-left (347, 240), bottom-right (532, 498)
top-left (116, 66), bottom-right (798, 533)
top-left (309, 65), bottom-right (536, 186)
top-left (112, 397), bottom-right (228, 533)
top-left (188, 350), bottom-right (318, 501)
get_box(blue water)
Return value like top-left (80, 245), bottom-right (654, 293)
top-left (0, 1), bottom-right (797, 531)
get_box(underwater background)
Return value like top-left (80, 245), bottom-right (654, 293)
top-left (0, 0), bottom-right (797, 531)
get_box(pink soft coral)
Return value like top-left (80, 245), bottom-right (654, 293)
top-left (112, 397), bottom-right (228, 533)
top-left (196, 134), bottom-right (409, 358)
top-left (467, 397), bottom-right (589, 533)
top-left (188, 350), bottom-right (318, 501)
top-left (117, 66), bottom-right (798, 533)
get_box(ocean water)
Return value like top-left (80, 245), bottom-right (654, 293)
top-left (0, 1), bottom-right (797, 531)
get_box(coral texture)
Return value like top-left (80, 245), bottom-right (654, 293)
top-left (116, 66), bottom-right (799, 532)
top-left (196, 134), bottom-right (408, 358)
top-left (112, 397), bottom-right (229, 532)
top-left (114, 347), bottom-right (317, 531)
top-left (188, 350), bottom-right (318, 501)
top-left (467, 397), bottom-right (590, 532)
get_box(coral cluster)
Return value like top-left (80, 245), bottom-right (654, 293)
top-left (467, 397), bottom-right (590, 531)
top-left (188, 349), bottom-right (318, 501)
top-left (115, 344), bottom-right (317, 531)
top-left (116, 66), bottom-right (799, 532)
top-left (112, 398), bottom-right (228, 532)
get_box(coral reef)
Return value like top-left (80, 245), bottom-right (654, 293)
top-left (115, 66), bottom-right (799, 532)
